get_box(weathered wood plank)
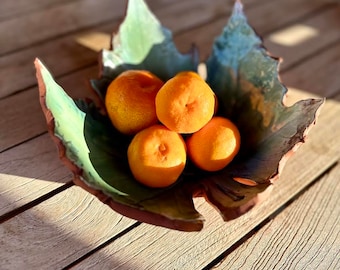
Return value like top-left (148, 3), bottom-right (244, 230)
top-left (0, 186), bottom-right (138, 270)
top-left (0, 0), bottom-right (188, 52)
top-left (0, 31), bottom-right (100, 99)
top-left (0, 88), bottom-right (340, 269)
top-left (174, 0), bottom-right (331, 59)
top-left (0, 0), bottom-right (78, 21)
top-left (0, 66), bottom-right (98, 152)
top-left (0, 0), bottom-right (185, 20)
top-left (217, 162), bottom-right (340, 270)
top-left (281, 42), bottom-right (340, 98)
top-left (60, 97), bottom-right (340, 270)
top-left (265, 7), bottom-right (340, 71)
top-left (0, 88), bottom-right (46, 152)
top-left (1, 2), bottom-right (338, 152)
top-left (0, 0), bottom-right (256, 99)
top-left (0, 134), bottom-right (71, 216)
top-left (0, 0), bottom-right (237, 56)
top-left (1, 1), bottom-right (339, 269)
top-left (0, 0), bottom-right (125, 55)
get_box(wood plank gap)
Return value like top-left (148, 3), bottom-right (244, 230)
top-left (5, 0), bottom-right (190, 21)
top-left (173, 0), bottom-right (272, 36)
top-left (174, 0), bottom-right (335, 39)
top-left (329, 88), bottom-right (340, 100)
top-left (0, 0), bottom-right (183, 58)
top-left (1, 0), bottom-right (328, 100)
top-left (0, 19), bottom-right (115, 58)
top-left (0, 0), bottom-right (81, 22)
top-left (0, 60), bottom-right (99, 101)
top-left (260, 2), bottom-right (336, 36)
top-left (202, 160), bottom-right (339, 270)
top-left (280, 38), bottom-right (340, 74)
top-left (0, 131), bottom-right (47, 154)
top-left (1, 0), bottom-right (323, 100)
top-left (0, 181), bottom-right (74, 223)
top-left (3, 34), bottom-right (338, 102)
top-left (61, 221), bottom-right (142, 270)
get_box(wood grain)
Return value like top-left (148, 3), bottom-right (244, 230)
top-left (0, 66), bottom-right (98, 152)
top-left (0, 0), bottom-right (256, 99)
top-left (62, 98), bottom-right (340, 269)
top-left (0, 31), bottom-right (99, 99)
top-left (1, 0), bottom-right (340, 268)
top-left (281, 42), bottom-right (340, 98)
top-left (217, 163), bottom-right (340, 270)
top-left (265, 7), bottom-right (340, 71)
top-left (2, 92), bottom-right (338, 269)
top-left (0, 134), bottom-right (71, 215)
top-left (0, 0), bottom-right (125, 55)
top-left (174, 0), bottom-right (331, 60)
top-left (0, 186), bottom-right (138, 270)
top-left (1, 0), bottom-right (337, 151)
top-left (0, 0), bottom-right (77, 21)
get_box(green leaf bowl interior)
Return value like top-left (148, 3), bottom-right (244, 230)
top-left (35, 0), bottom-right (324, 231)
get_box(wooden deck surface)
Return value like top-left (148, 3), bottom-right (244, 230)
top-left (1, 0), bottom-right (340, 269)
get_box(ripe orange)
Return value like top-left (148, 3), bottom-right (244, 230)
top-left (105, 70), bottom-right (164, 135)
top-left (186, 116), bottom-right (241, 172)
top-left (127, 124), bottom-right (187, 188)
top-left (155, 71), bottom-right (215, 134)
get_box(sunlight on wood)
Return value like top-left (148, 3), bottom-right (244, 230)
top-left (198, 62), bottom-right (207, 80)
top-left (284, 87), bottom-right (322, 106)
top-left (0, 173), bottom-right (65, 215)
top-left (0, 173), bottom-right (65, 191)
top-left (269, 24), bottom-right (319, 46)
top-left (75, 32), bottom-right (111, 52)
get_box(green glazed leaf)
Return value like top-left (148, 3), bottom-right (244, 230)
top-left (35, 59), bottom-right (203, 231)
top-left (91, 0), bottom-right (198, 100)
top-left (36, 0), bottom-right (324, 231)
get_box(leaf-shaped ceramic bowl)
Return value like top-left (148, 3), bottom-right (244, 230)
top-left (35, 0), bottom-right (324, 231)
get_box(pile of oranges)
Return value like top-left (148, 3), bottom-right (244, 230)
top-left (105, 70), bottom-right (241, 188)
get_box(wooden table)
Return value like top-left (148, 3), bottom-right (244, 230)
top-left (1, 0), bottom-right (340, 269)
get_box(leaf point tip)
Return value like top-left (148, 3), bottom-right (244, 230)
top-left (34, 57), bottom-right (42, 67)
top-left (234, 0), bottom-right (244, 14)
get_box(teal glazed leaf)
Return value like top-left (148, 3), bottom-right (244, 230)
top-left (91, 0), bottom-right (198, 100)
top-left (36, 0), bottom-right (324, 231)
top-left (206, 1), bottom-right (324, 184)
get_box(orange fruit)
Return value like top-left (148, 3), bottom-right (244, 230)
top-left (186, 116), bottom-right (241, 172)
top-left (155, 71), bottom-right (215, 134)
top-left (127, 124), bottom-right (187, 188)
top-left (105, 70), bottom-right (164, 135)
